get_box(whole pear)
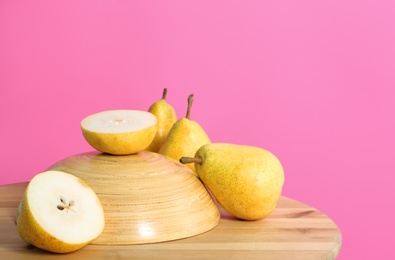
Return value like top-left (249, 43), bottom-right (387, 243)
top-left (146, 88), bottom-right (177, 152)
top-left (180, 143), bottom-right (284, 220)
top-left (159, 94), bottom-right (211, 172)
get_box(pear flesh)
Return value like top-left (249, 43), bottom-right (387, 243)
top-left (16, 171), bottom-right (105, 253)
top-left (181, 143), bottom-right (285, 220)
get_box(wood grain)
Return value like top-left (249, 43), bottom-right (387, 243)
top-left (0, 182), bottom-right (342, 259)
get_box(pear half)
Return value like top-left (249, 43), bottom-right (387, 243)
top-left (81, 110), bottom-right (157, 155)
top-left (16, 170), bottom-right (105, 253)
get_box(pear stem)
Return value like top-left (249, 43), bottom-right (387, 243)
top-left (186, 94), bottom-right (194, 119)
top-left (180, 156), bottom-right (202, 165)
top-left (162, 88), bottom-right (168, 100)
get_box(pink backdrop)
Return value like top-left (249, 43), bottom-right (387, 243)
top-left (1, 1), bottom-right (395, 259)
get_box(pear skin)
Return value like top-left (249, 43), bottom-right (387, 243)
top-left (180, 143), bottom-right (284, 220)
top-left (159, 94), bottom-right (211, 172)
top-left (146, 88), bottom-right (177, 152)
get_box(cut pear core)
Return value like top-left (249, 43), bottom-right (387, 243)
top-left (57, 196), bottom-right (76, 212)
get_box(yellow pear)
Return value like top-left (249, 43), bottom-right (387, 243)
top-left (159, 94), bottom-right (211, 172)
top-left (180, 143), bottom-right (285, 220)
top-left (16, 170), bottom-right (105, 253)
top-left (81, 110), bottom-right (157, 155)
top-left (146, 88), bottom-right (177, 152)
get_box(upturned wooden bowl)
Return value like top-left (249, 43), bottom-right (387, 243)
top-left (48, 151), bottom-right (220, 245)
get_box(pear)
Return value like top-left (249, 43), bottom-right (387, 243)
top-left (180, 143), bottom-right (284, 220)
top-left (16, 170), bottom-right (105, 253)
top-left (81, 110), bottom-right (157, 155)
top-left (159, 94), bottom-right (211, 172)
top-left (146, 88), bottom-right (177, 152)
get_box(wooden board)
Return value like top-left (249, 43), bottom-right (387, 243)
top-left (0, 182), bottom-right (342, 259)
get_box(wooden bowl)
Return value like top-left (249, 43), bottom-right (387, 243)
top-left (48, 151), bottom-right (220, 245)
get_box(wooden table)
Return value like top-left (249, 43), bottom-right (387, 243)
top-left (0, 182), bottom-right (342, 259)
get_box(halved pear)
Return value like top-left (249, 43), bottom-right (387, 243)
top-left (81, 110), bottom-right (157, 155)
top-left (16, 170), bottom-right (105, 253)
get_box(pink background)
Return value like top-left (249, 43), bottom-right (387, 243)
top-left (1, 1), bottom-right (394, 259)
